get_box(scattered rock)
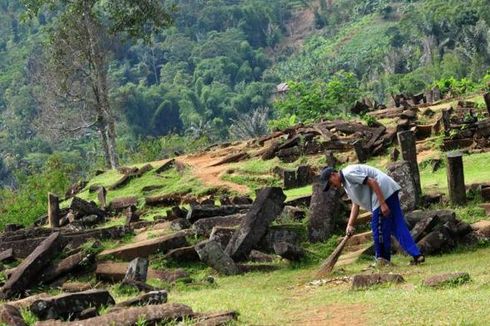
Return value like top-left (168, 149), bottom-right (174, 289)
top-left (163, 246), bottom-right (200, 263)
top-left (225, 187), bottom-right (286, 261)
top-left (98, 231), bottom-right (188, 261)
top-left (472, 220), bottom-right (490, 237)
top-left (248, 250), bottom-right (276, 263)
top-left (35, 303), bottom-right (193, 326)
top-left (273, 242), bottom-right (304, 261)
top-left (40, 251), bottom-right (94, 284)
top-left (351, 273), bottom-right (405, 290)
top-left (193, 311), bottom-right (238, 326)
top-left (209, 227), bottom-right (236, 249)
top-left (61, 282), bottom-right (93, 293)
top-left (113, 290), bottom-right (168, 308)
top-left (109, 196), bottom-right (138, 212)
top-left (195, 240), bottom-right (239, 276)
top-left (0, 232), bottom-right (63, 299)
top-left (192, 214), bottom-right (244, 237)
top-left (0, 304), bottom-right (26, 326)
top-left (170, 218), bottom-right (191, 231)
top-left (166, 206), bottom-right (189, 221)
top-left (124, 257), bottom-right (149, 283)
top-left (0, 249), bottom-right (15, 264)
top-left (79, 307), bottom-right (98, 320)
top-left (308, 184), bottom-right (341, 243)
top-left (187, 205), bottom-right (250, 224)
top-left (386, 161), bottom-right (417, 212)
top-left (423, 272), bottom-right (470, 287)
top-left (257, 225), bottom-right (302, 253)
top-left (30, 289), bottom-right (115, 321)
top-left (281, 206), bottom-right (305, 221)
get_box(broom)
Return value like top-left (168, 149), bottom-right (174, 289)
top-left (316, 234), bottom-right (352, 278)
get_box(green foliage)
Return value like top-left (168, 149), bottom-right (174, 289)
top-left (433, 77), bottom-right (479, 96)
top-left (268, 114), bottom-right (298, 131)
top-left (20, 308), bottom-right (39, 326)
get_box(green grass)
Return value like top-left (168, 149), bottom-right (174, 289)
top-left (170, 245), bottom-right (490, 325)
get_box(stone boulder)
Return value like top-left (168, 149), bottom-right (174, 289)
top-left (195, 240), bottom-right (239, 276)
top-left (225, 187), bottom-right (286, 261)
top-left (308, 184), bottom-right (341, 243)
top-left (386, 161), bottom-right (417, 212)
top-left (351, 273), bottom-right (405, 290)
top-left (273, 242), bottom-right (304, 261)
top-left (423, 272), bottom-right (470, 287)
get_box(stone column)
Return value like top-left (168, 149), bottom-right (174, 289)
top-left (397, 130), bottom-right (421, 204)
top-left (446, 151), bottom-right (466, 205)
top-left (353, 139), bottom-right (367, 163)
top-left (48, 193), bottom-right (60, 228)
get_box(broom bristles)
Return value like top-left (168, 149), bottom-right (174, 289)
top-left (316, 235), bottom-right (351, 278)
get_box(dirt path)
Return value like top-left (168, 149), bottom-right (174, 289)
top-left (151, 142), bottom-right (251, 194)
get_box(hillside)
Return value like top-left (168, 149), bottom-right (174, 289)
top-left (0, 91), bottom-right (488, 324)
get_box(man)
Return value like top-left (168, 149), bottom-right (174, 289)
top-left (320, 164), bottom-right (425, 265)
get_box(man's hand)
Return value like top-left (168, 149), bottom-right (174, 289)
top-left (380, 202), bottom-right (391, 217)
top-left (345, 225), bottom-right (355, 236)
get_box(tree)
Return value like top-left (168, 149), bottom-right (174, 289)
top-left (22, 0), bottom-right (173, 168)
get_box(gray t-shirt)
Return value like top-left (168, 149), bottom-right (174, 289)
top-left (341, 164), bottom-right (401, 212)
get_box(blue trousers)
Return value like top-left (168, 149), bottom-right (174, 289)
top-left (371, 192), bottom-right (421, 261)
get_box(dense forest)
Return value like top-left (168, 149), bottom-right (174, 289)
top-left (0, 0), bottom-right (490, 224)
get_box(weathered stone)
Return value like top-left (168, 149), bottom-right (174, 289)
top-left (192, 214), bottom-right (244, 237)
top-left (410, 215), bottom-right (439, 242)
top-left (405, 210), bottom-right (456, 228)
top-left (423, 272), bottom-right (470, 287)
top-left (481, 187), bottom-right (490, 201)
top-left (308, 184), bottom-right (341, 243)
top-left (417, 226), bottom-right (455, 255)
top-left (124, 205), bottom-right (140, 225)
top-left (48, 193), bottom-right (60, 228)
top-left (209, 227), bottom-right (236, 250)
top-left (248, 250), bottom-right (276, 263)
top-left (40, 251), bottom-right (94, 284)
top-left (447, 151), bottom-right (466, 205)
top-left (70, 197), bottom-right (106, 218)
top-left (30, 289), bottom-right (115, 321)
top-left (61, 282), bottom-right (92, 293)
top-left (273, 242), bottom-right (304, 261)
top-left (124, 257), bottom-right (149, 283)
top-left (186, 205), bottom-right (250, 223)
top-left (113, 290), bottom-right (168, 308)
top-left (390, 148), bottom-right (400, 162)
top-left (280, 206), bottom-right (305, 221)
top-left (0, 304), bottom-right (26, 326)
top-left (79, 307), bottom-right (98, 320)
top-left (145, 194), bottom-right (182, 207)
top-left (35, 303), bottom-right (193, 326)
top-left (257, 225), bottom-right (302, 253)
top-left (0, 232), bottom-right (62, 299)
top-left (472, 220), bottom-right (490, 237)
top-left (196, 240), bottom-right (239, 275)
top-left (96, 262), bottom-right (188, 283)
top-left (98, 231), bottom-right (188, 261)
top-left (283, 170), bottom-right (297, 189)
top-left (163, 246), bottom-right (200, 262)
top-left (4, 224), bottom-right (24, 233)
top-left (225, 187), bottom-right (286, 261)
top-left (231, 196), bottom-right (253, 205)
top-left (155, 159), bottom-right (175, 174)
top-left (109, 196), bottom-right (138, 212)
top-left (0, 249), bottom-right (14, 263)
top-left (285, 195), bottom-right (311, 207)
top-left (276, 146), bottom-right (301, 163)
top-left (170, 218), bottom-right (191, 231)
top-left (386, 161), bottom-right (417, 212)
top-left (351, 273), bottom-right (405, 290)
top-left (166, 206), bottom-right (188, 220)
top-left (193, 311), bottom-right (238, 326)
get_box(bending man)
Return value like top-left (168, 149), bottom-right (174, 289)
top-left (320, 164), bottom-right (425, 265)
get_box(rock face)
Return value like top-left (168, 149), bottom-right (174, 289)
top-left (163, 246), bottom-right (199, 262)
top-left (30, 289), bottom-right (115, 321)
top-left (273, 242), bottom-right (304, 261)
top-left (35, 303), bottom-right (193, 326)
top-left (351, 273), bottom-right (405, 290)
top-left (225, 187), bottom-right (286, 260)
top-left (257, 225), bottom-right (302, 253)
top-left (308, 184), bottom-right (341, 243)
top-left (195, 240), bottom-right (239, 275)
top-left (192, 214), bottom-right (244, 237)
top-left (209, 227), bottom-right (236, 249)
top-left (386, 161), bottom-right (417, 212)
top-left (124, 257), bottom-right (149, 283)
top-left (0, 232), bottom-right (62, 299)
top-left (98, 232), bottom-right (188, 261)
top-left (114, 290), bottom-right (168, 308)
top-left (423, 272), bottom-right (470, 287)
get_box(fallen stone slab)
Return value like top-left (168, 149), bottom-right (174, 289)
top-left (472, 220), bottom-right (490, 237)
top-left (0, 248), bottom-right (15, 263)
top-left (195, 240), bottom-right (239, 276)
top-left (209, 227), bottom-right (236, 249)
top-left (281, 206), bottom-right (305, 221)
top-left (61, 282), bottom-right (92, 293)
top-left (0, 304), bottom-right (26, 326)
top-left (108, 196), bottom-right (138, 212)
top-left (351, 273), bottom-right (405, 290)
top-left (7, 294), bottom-right (51, 310)
top-left (98, 231), bottom-right (188, 261)
top-left (166, 206), bottom-right (188, 221)
top-left (248, 250), bottom-right (276, 263)
top-left (257, 225), bottom-right (302, 253)
top-left (273, 242), bottom-right (304, 261)
top-left (410, 214), bottom-right (439, 242)
top-left (417, 226), bottom-right (455, 255)
top-left (96, 262), bottom-right (189, 283)
top-left (79, 307), bottom-right (98, 320)
top-left (70, 196), bottom-right (106, 218)
top-left (30, 289), bottom-right (115, 321)
top-left (225, 187), bottom-right (286, 261)
top-left (192, 214), bottom-right (244, 237)
top-left (144, 193), bottom-right (183, 207)
top-left (163, 246), bottom-right (200, 263)
top-left (39, 251), bottom-right (94, 284)
top-left (170, 218), bottom-right (191, 231)
top-left (193, 311), bottom-right (238, 326)
top-left (0, 232), bottom-right (63, 299)
top-left (187, 205), bottom-right (250, 223)
top-left (113, 290), bottom-right (168, 308)
top-left (236, 263), bottom-right (279, 273)
top-left (423, 272), bottom-right (470, 287)
top-left (35, 303), bottom-right (193, 326)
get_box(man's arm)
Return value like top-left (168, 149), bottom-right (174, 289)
top-left (366, 177), bottom-right (391, 217)
top-left (346, 203), bottom-right (359, 236)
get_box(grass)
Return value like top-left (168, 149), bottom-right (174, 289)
top-left (170, 245), bottom-right (490, 325)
